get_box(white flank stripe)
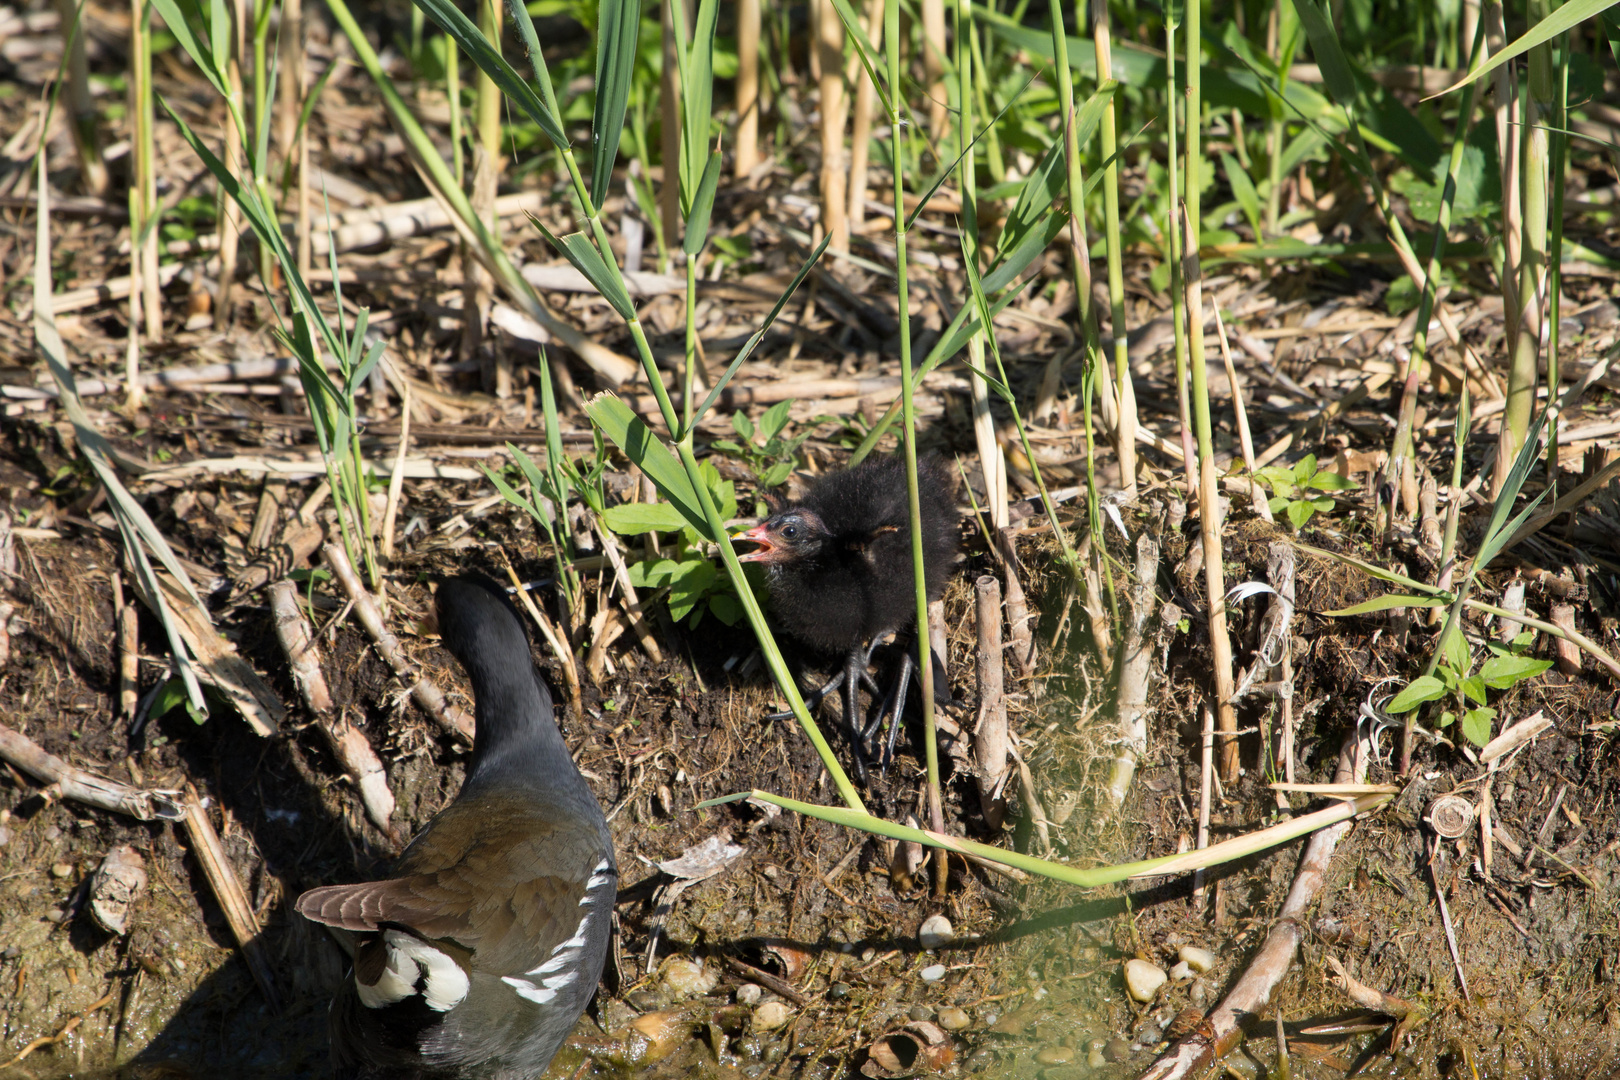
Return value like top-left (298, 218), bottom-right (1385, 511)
top-left (502, 976), bottom-right (558, 1006)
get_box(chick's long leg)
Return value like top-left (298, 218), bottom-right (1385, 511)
top-left (763, 640), bottom-right (884, 723)
top-left (843, 645), bottom-right (869, 784)
top-left (859, 647), bottom-right (915, 772)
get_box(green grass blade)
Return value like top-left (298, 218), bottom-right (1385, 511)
top-left (535, 222), bottom-right (637, 320)
top-left (413, 0), bottom-right (567, 150)
top-left (590, 0), bottom-right (641, 209)
top-left (827, 0), bottom-right (894, 118)
top-left (697, 789), bottom-right (1392, 887)
top-left (585, 394), bottom-right (707, 525)
top-left (682, 148), bottom-right (723, 258)
top-left (1430, 0), bottom-right (1619, 99)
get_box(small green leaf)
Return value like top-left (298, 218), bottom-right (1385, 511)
top-left (762, 461), bottom-right (793, 487)
top-left (1388, 675), bottom-right (1447, 712)
top-left (1308, 469), bottom-right (1357, 491)
top-left (1461, 674), bottom-right (1488, 705)
top-left (1310, 496), bottom-right (1334, 512)
top-left (603, 502), bottom-right (691, 535)
top-left (1479, 654), bottom-right (1553, 690)
top-left (1295, 454), bottom-right (1318, 485)
top-left (759, 400), bottom-right (794, 441)
top-left (1461, 706), bottom-right (1497, 747)
top-left (708, 591), bottom-right (743, 625)
top-left (1442, 627), bottom-right (1471, 674)
top-left (1439, 710), bottom-right (1456, 728)
top-left (1286, 499), bottom-right (1314, 531)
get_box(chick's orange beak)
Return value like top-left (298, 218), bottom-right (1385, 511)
top-left (733, 523), bottom-right (776, 563)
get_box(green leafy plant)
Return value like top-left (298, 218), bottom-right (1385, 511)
top-left (709, 400), bottom-right (822, 491)
top-left (601, 460), bottom-right (745, 628)
top-left (1386, 630), bottom-right (1552, 747)
top-left (1255, 453), bottom-right (1355, 531)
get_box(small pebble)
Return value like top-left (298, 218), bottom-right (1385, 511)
top-left (44, 825), bottom-right (61, 842)
top-left (1123, 959), bottom-right (1167, 1002)
top-left (51, 862), bottom-right (73, 879)
top-left (828, 982), bottom-right (851, 1000)
top-left (1169, 961), bottom-right (1193, 982)
top-left (1087, 1040), bottom-right (1107, 1068)
top-left (753, 1001), bottom-right (793, 1032)
top-left (918, 913), bottom-right (954, 950)
top-left (1103, 1036), bottom-right (1131, 1063)
top-left (736, 983), bottom-right (763, 1006)
top-left (908, 1005), bottom-right (932, 1022)
top-left (1177, 946), bottom-right (1217, 973)
top-left (0, 826), bottom-right (10, 847)
top-left (937, 1006), bottom-right (970, 1031)
top-left (1035, 1045), bottom-right (1075, 1065)
top-left (45, 907), bottom-right (66, 923)
top-left (919, 964), bottom-right (947, 983)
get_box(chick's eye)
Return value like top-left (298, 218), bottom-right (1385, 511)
top-left (781, 525), bottom-right (799, 539)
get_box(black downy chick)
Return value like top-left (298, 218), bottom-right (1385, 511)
top-left (297, 575), bottom-right (616, 1080)
top-left (734, 454), bottom-right (959, 778)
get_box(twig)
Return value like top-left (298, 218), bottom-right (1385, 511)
top-left (321, 540), bottom-right (475, 744)
top-left (270, 580), bottom-right (397, 836)
top-left (721, 954), bottom-right (810, 1007)
top-left (972, 575), bottom-right (1008, 830)
top-left (0, 722), bottom-right (184, 821)
top-left (593, 520), bottom-right (664, 666)
top-left (181, 789), bottom-right (281, 1011)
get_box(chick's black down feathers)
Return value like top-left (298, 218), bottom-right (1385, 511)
top-left (758, 454), bottom-right (959, 652)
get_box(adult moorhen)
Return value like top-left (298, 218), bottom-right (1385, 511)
top-left (297, 575), bottom-right (616, 1080)
top-left (734, 453), bottom-right (959, 778)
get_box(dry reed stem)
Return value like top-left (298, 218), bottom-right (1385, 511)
top-left (921, 0), bottom-right (947, 139)
top-left (1105, 534), bottom-right (1160, 810)
top-left (734, 0), bottom-right (761, 178)
top-left (973, 574), bottom-right (1008, 830)
top-left (594, 521), bottom-right (665, 665)
top-left (321, 540), bottom-right (475, 744)
top-left (1180, 207), bottom-right (1239, 780)
top-left (270, 580), bottom-right (397, 835)
top-left (817, 0), bottom-right (848, 252)
top-left (181, 788), bottom-right (281, 1010)
top-left (845, 0), bottom-right (883, 230)
top-left (0, 722), bottom-right (184, 821)
top-left (995, 528), bottom-right (1036, 678)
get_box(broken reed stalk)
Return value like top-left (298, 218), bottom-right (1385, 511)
top-left (1104, 533), bottom-right (1159, 809)
top-left (0, 722), bottom-right (184, 821)
top-left (1180, 204), bottom-right (1239, 781)
top-left (269, 580), bottom-right (397, 836)
top-left (215, 58), bottom-right (245, 332)
top-left (996, 528), bottom-right (1036, 677)
top-left (817, 0), bottom-right (848, 251)
top-left (321, 539), bottom-right (476, 744)
top-left (1266, 541), bottom-right (1296, 786)
top-left (499, 561), bottom-right (584, 713)
top-left (182, 788), bottom-right (281, 1010)
top-left (973, 575), bottom-right (1009, 831)
top-left (115, 570), bottom-right (138, 720)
